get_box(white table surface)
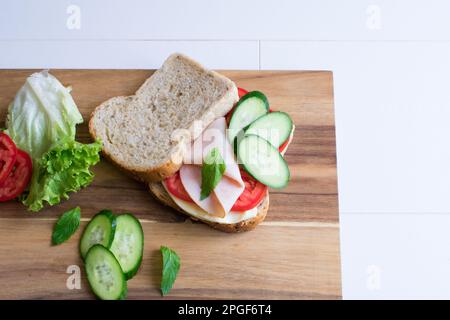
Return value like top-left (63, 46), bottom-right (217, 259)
top-left (2, 0), bottom-right (450, 299)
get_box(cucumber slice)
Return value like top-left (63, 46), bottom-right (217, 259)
top-left (245, 112), bottom-right (293, 148)
top-left (109, 214), bottom-right (144, 280)
top-left (80, 210), bottom-right (116, 259)
top-left (85, 244), bottom-right (127, 300)
top-left (228, 91), bottom-right (269, 144)
top-left (238, 134), bottom-right (290, 189)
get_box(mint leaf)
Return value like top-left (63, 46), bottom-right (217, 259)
top-left (200, 147), bottom-right (226, 200)
top-left (160, 246), bottom-right (181, 296)
top-left (52, 207), bottom-right (81, 245)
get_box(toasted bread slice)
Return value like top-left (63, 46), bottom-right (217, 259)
top-left (148, 182), bottom-right (269, 233)
top-left (89, 53), bottom-right (238, 183)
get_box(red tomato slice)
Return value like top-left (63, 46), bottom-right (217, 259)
top-left (0, 149), bottom-right (32, 202)
top-left (279, 136), bottom-right (290, 153)
top-left (164, 171), bottom-right (193, 202)
top-left (0, 132), bottom-right (17, 185)
top-left (237, 87), bottom-right (248, 98)
top-left (231, 169), bottom-right (268, 212)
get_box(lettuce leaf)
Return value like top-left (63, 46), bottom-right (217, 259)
top-left (6, 70), bottom-right (83, 160)
top-left (5, 71), bottom-right (102, 212)
top-left (23, 140), bottom-right (102, 212)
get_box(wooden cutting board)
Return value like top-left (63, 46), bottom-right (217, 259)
top-left (0, 70), bottom-right (341, 299)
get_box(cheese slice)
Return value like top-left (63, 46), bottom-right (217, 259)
top-left (180, 117), bottom-right (245, 217)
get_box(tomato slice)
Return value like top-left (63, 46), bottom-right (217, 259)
top-left (237, 87), bottom-right (248, 98)
top-left (279, 136), bottom-right (290, 153)
top-left (0, 149), bottom-right (32, 202)
top-left (0, 132), bottom-right (17, 185)
top-left (164, 171), bottom-right (193, 202)
top-left (231, 169), bottom-right (268, 212)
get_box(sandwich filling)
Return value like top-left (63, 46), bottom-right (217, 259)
top-left (163, 88), bottom-right (293, 224)
top-left (162, 180), bottom-right (259, 224)
top-left (181, 117), bottom-right (245, 217)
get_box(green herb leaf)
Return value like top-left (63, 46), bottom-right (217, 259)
top-left (160, 246), bottom-right (181, 296)
top-left (200, 147), bottom-right (226, 200)
top-left (52, 207), bottom-right (81, 245)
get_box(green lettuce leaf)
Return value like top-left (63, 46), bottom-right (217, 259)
top-left (23, 140), bottom-right (102, 212)
top-left (6, 71), bottom-right (83, 160)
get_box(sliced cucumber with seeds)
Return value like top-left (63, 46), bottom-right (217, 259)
top-left (85, 244), bottom-right (127, 300)
top-left (238, 134), bottom-right (290, 189)
top-left (109, 214), bottom-right (144, 280)
top-left (245, 112), bottom-right (293, 148)
top-left (228, 91), bottom-right (269, 144)
top-left (80, 210), bottom-right (116, 259)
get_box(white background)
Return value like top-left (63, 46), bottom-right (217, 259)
top-left (2, 0), bottom-right (450, 299)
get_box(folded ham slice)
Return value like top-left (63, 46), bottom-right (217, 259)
top-left (180, 117), bottom-right (245, 217)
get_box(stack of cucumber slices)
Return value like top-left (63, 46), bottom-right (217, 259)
top-left (228, 91), bottom-right (293, 189)
top-left (80, 210), bottom-right (144, 300)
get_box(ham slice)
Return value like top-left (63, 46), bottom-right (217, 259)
top-left (180, 117), bottom-right (244, 217)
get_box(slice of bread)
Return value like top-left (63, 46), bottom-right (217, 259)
top-left (89, 53), bottom-right (238, 182)
top-left (148, 182), bottom-right (269, 233)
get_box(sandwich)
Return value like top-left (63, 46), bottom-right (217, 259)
top-left (89, 53), bottom-right (294, 232)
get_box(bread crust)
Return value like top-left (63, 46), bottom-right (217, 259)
top-left (148, 182), bottom-right (269, 233)
top-left (89, 53), bottom-right (238, 183)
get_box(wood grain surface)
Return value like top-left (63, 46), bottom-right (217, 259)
top-left (0, 70), bottom-right (341, 299)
